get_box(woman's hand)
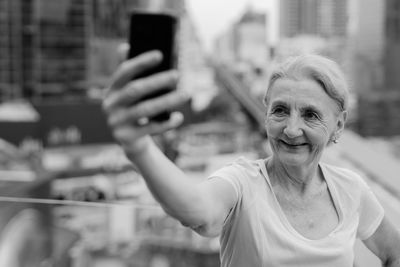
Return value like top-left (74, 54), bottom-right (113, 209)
top-left (102, 50), bottom-right (236, 237)
top-left (102, 50), bottom-right (189, 158)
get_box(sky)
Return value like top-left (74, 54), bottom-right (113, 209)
top-left (186, 0), bottom-right (278, 51)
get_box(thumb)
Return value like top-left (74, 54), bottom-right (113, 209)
top-left (117, 42), bottom-right (130, 64)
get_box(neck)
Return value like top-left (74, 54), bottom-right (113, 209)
top-left (267, 156), bottom-right (322, 195)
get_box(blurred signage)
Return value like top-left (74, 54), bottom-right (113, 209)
top-left (0, 100), bottom-right (115, 147)
top-left (35, 101), bottom-right (114, 147)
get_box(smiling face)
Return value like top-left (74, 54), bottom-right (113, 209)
top-left (265, 78), bottom-right (346, 167)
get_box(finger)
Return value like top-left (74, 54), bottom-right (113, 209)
top-left (145, 112), bottom-right (184, 133)
top-left (108, 91), bottom-right (189, 126)
top-left (109, 50), bottom-right (162, 90)
top-left (103, 70), bottom-right (178, 111)
top-left (112, 112), bottom-right (183, 143)
top-left (117, 42), bottom-right (130, 64)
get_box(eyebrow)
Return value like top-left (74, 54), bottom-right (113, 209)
top-left (270, 100), bottom-right (288, 107)
top-left (300, 104), bottom-right (323, 114)
top-left (270, 100), bottom-right (323, 113)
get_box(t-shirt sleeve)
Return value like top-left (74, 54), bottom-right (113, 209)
top-left (357, 179), bottom-right (385, 240)
top-left (207, 158), bottom-right (258, 226)
top-left (207, 163), bottom-right (244, 204)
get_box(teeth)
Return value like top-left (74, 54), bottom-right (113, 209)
top-left (282, 141), bottom-right (306, 146)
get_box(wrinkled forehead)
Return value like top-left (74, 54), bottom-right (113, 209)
top-left (264, 58), bottom-right (349, 112)
top-left (265, 77), bottom-right (321, 101)
top-left (265, 78), bottom-right (340, 112)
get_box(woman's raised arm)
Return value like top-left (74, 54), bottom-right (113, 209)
top-left (102, 50), bottom-right (236, 236)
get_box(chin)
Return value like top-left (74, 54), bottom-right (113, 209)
top-left (276, 152), bottom-right (313, 167)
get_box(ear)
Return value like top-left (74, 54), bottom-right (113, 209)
top-left (335, 110), bottom-right (347, 138)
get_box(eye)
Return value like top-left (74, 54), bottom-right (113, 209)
top-left (271, 106), bottom-right (287, 116)
top-left (303, 110), bottom-right (320, 120)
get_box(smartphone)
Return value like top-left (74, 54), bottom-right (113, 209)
top-left (128, 11), bottom-right (178, 122)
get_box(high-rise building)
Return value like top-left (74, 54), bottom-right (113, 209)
top-left (0, 0), bottom-right (24, 99)
top-left (214, 8), bottom-right (269, 68)
top-left (214, 29), bottom-right (236, 65)
top-left (385, 0), bottom-right (400, 90)
top-left (355, 0), bottom-right (400, 136)
top-left (347, 0), bottom-right (385, 93)
top-left (0, 0), bottom-right (90, 100)
top-left (279, 0), bottom-right (347, 38)
top-left (0, 0), bottom-right (186, 101)
top-left (179, 8), bottom-right (217, 112)
top-left (234, 8), bottom-right (269, 68)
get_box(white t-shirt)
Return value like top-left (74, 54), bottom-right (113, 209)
top-left (208, 157), bottom-right (384, 267)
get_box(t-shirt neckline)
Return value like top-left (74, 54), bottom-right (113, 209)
top-left (257, 157), bottom-right (344, 242)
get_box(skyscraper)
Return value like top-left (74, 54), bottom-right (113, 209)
top-left (385, 0), bottom-right (400, 90)
top-left (279, 0), bottom-right (347, 38)
top-left (347, 0), bottom-right (385, 94)
top-left (234, 8), bottom-right (268, 68)
top-left (356, 0), bottom-right (400, 136)
top-left (0, 0), bottom-right (90, 100)
top-left (0, 0), bottom-right (186, 101)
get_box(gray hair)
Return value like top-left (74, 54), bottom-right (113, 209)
top-left (264, 54), bottom-right (349, 112)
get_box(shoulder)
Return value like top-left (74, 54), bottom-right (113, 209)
top-left (320, 162), bottom-right (373, 206)
top-left (208, 156), bottom-right (265, 198)
top-left (210, 156), bottom-right (262, 179)
top-left (320, 162), bottom-right (368, 189)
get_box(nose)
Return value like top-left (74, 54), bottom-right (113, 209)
top-left (283, 114), bottom-right (303, 138)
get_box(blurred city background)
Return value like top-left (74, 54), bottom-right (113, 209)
top-left (0, 0), bottom-right (399, 266)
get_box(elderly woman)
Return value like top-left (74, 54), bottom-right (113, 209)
top-left (103, 51), bottom-right (400, 266)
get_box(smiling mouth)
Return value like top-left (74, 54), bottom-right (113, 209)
top-left (280, 140), bottom-right (308, 148)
